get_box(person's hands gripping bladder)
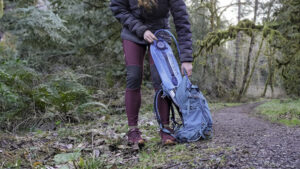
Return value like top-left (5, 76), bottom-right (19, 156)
top-left (181, 62), bottom-right (193, 76)
top-left (144, 30), bottom-right (157, 43)
top-left (145, 29), bottom-right (193, 76)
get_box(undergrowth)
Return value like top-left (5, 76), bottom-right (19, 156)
top-left (0, 58), bottom-right (108, 131)
top-left (256, 99), bottom-right (300, 126)
top-left (0, 99), bottom-right (232, 168)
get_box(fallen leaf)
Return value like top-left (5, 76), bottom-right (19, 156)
top-left (117, 145), bottom-right (127, 149)
top-left (77, 142), bottom-right (88, 149)
top-left (33, 162), bottom-right (42, 167)
top-left (55, 164), bottom-right (70, 169)
top-left (53, 152), bottom-right (81, 164)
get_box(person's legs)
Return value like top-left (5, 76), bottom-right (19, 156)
top-left (148, 51), bottom-right (171, 126)
top-left (148, 48), bottom-right (175, 145)
top-left (123, 40), bottom-right (145, 127)
top-left (123, 40), bottom-right (146, 145)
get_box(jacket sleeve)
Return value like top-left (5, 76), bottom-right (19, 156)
top-left (169, 0), bottom-right (193, 63)
top-left (110, 0), bottom-right (148, 38)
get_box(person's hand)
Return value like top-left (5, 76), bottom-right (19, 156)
top-left (181, 62), bottom-right (193, 76)
top-left (143, 30), bottom-right (157, 43)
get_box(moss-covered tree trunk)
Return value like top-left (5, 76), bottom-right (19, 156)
top-left (233, 0), bottom-right (241, 86)
top-left (243, 35), bottom-right (265, 95)
top-left (237, 0), bottom-right (259, 101)
top-left (262, 47), bottom-right (276, 97)
top-left (0, 0), bottom-right (3, 18)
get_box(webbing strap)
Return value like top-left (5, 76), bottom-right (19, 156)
top-left (153, 88), bottom-right (178, 137)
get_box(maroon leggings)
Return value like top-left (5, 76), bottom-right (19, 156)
top-left (123, 40), bottom-right (171, 126)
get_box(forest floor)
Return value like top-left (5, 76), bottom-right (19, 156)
top-left (1, 102), bottom-right (300, 168)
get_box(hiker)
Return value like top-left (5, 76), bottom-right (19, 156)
top-left (110, 0), bottom-right (193, 145)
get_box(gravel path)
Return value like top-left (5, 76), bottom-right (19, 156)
top-left (207, 102), bottom-right (300, 168)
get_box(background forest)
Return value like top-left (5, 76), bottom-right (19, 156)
top-left (1, 0), bottom-right (299, 130)
top-left (0, 0), bottom-right (299, 168)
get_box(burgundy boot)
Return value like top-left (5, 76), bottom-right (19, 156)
top-left (127, 128), bottom-right (145, 146)
top-left (160, 127), bottom-right (176, 145)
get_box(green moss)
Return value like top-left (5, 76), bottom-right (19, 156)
top-left (257, 99), bottom-right (300, 126)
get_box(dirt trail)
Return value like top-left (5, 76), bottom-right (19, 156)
top-left (207, 102), bottom-right (300, 168)
top-left (1, 102), bottom-right (299, 168)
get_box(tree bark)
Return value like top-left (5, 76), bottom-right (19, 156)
top-left (262, 47), bottom-right (276, 97)
top-left (261, 0), bottom-right (276, 97)
top-left (233, 0), bottom-right (241, 86)
top-left (243, 35), bottom-right (265, 95)
top-left (237, 0), bottom-right (259, 101)
top-left (0, 0), bottom-right (3, 19)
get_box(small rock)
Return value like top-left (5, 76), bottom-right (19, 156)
top-left (66, 144), bottom-right (73, 149)
top-left (228, 162), bottom-right (236, 167)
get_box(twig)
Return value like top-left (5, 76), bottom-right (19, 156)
top-left (1, 161), bottom-right (5, 168)
top-left (92, 131), bottom-right (94, 158)
top-left (73, 160), bottom-right (78, 169)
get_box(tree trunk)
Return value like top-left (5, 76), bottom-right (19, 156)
top-left (243, 35), bottom-right (265, 95)
top-left (233, 0), bottom-right (241, 86)
top-left (209, 0), bottom-right (217, 75)
top-left (237, 0), bottom-right (259, 101)
top-left (0, 0), bottom-right (3, 19)
top-left (262, 54), bottom-right (272, 97)
top-left (262, 47), bottom-right (276, 97)
top-left (202, 54), bottom-right (208, 80)
top-left (262, 73), bottom-right (270, 97)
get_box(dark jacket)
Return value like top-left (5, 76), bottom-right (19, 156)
top-left (110, 0), bottom-right (193, 63)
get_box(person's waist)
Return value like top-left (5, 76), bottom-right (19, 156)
top-left (144, 18), bottom-right (169, 31)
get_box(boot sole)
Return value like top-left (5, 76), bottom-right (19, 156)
top-left (128, 139), bottom-right (145, 147)
top-left (162, 139), bottom-right (176, 146)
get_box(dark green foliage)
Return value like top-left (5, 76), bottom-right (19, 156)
top-left (0, 0), bottom-right (118, 130)
top-left (1, 0), bottom-right (124, 81)
top-left (0, 57), bottom-right (107, 130)
top-left (274, 0), bottom-right (300, 96)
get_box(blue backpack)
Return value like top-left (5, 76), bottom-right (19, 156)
top-left (150, 29), bottom-right (213, 143)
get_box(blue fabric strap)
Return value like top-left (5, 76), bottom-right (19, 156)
top-left (153, 88), bottom-right (178, 138)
